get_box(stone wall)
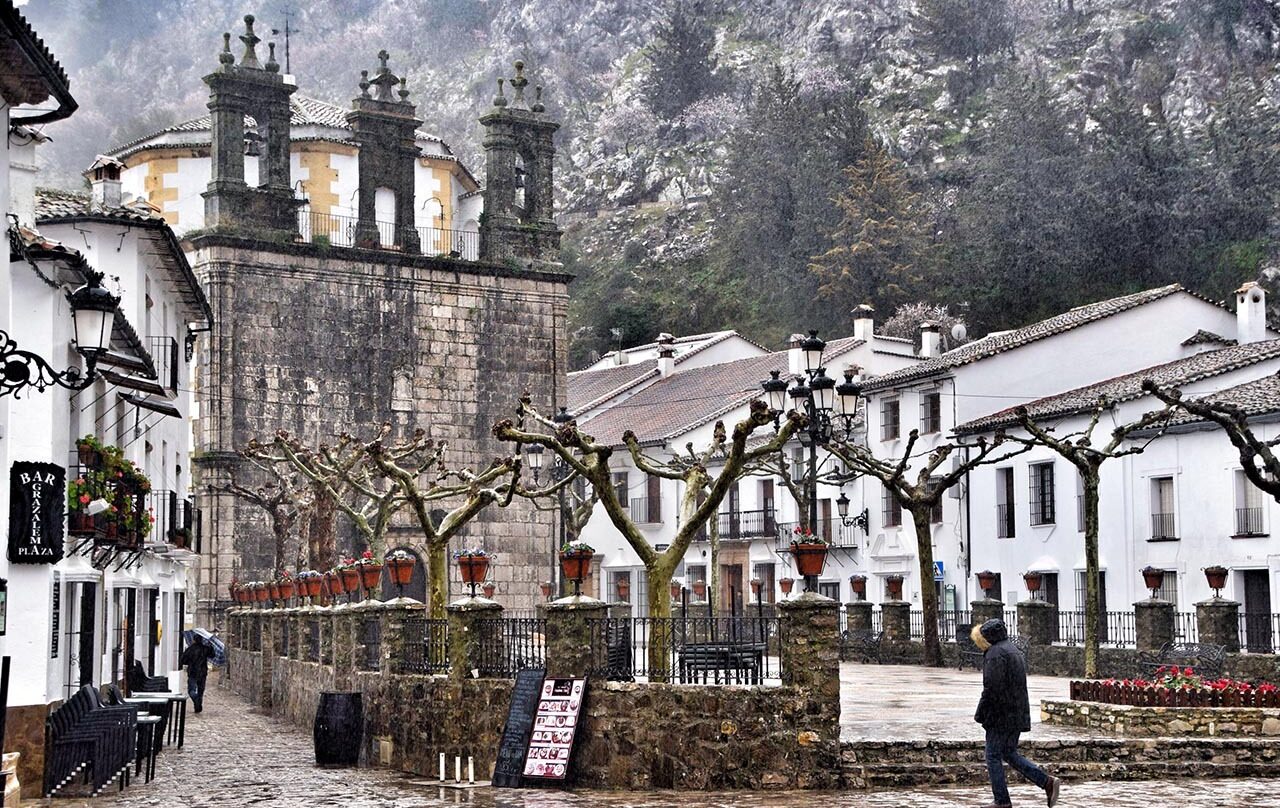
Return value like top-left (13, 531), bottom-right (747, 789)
top-left (224, 594), bottom-right (843, 790)
top-left (1042, 698), bottom-right (1280, 738)
top-left (2, 702), bottom-right (52, 799)
top-left (192, 235), bottom-right (570, 622)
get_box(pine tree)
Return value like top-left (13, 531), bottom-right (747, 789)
top-left (643, 0), bottom-right (720, 123)
top-left (914, 0), bottom-right (1015, 78)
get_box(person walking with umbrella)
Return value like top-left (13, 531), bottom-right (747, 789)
top-left (180, 632), bottom-right (216, 713)
top-left (973, 618), bottom-right (1061, 807)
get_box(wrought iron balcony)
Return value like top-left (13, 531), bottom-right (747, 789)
top-left (297, 210), bottom-right (479, 260)
top-left (717, 508), bottom-right (777, 541)
top-left (1235, 506), bottom-right (1265, 536)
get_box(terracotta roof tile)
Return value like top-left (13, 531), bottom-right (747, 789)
top-left (1165, 372), bottom-right (1280, 426)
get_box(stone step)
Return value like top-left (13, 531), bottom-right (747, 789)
top-left (842, 738), bottom-right (1280, 767)
top-left (843, 760), bottom-right (1280, 789)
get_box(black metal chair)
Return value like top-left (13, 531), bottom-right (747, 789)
top-left (44, 685), bottom-right (138, 797)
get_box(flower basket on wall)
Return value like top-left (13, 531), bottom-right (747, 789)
top-left (387, 553), bottom-right (415, 586)
top-left (1204, 566), bottom-right (1228, 596)
top-left (885, 574), bottom-right (904, 601)
top-left (1023, 571), bottom-right (1043, 596)
top-left (1141, 566), bottom-right (1164, 596)
top-left (559, 542), bottom-right (594, 596)
top-left (340, 567), bottom-right (361, 596)
top-left (790, 542), bottom-right (829, 578)
top-left (779, 577), bottom-right (794, 595)
top-left (976, 570), bottom-right (998, 598)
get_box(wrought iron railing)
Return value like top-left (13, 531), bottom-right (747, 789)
top-left (475, 617), bottom-right (547, 677)
top-left (907, 610), bottom-right (976, 642)
top-left (996, 504), bottom-right (1014, 538)
top-left (1235, 507), bottom-right (1265, 536)
top-left (1239, 612), bottom-right (1277, 654)
top-left (629, 497), bottom-right (662, 525)
top-left (399, 617), bottom-right (449, 674)
top-left (297, 210), bottom-right (479, 260)
top-left (774, 520), bottom-right (857, 549)
top-left (586, 616), bottom-right (781, 685)
top-left (1174, 612), bottom-right (1199, 642)
top-left (718, 508), bottom-right (776, 540)
top-left (147, 335), bottom-right (179, 394)
top-left (1150, 512), bottom-right (1177, 540)
top-left (1055, 611), bottom-right (1136, 648)
top-left (360, 616), bottom-right (381, 671)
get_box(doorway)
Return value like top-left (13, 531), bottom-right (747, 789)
top-left (1242, 569), bottom-right (1273, 653)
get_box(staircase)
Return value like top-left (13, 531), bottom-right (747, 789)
top-left (841, 737), bottom-right (1280, 789)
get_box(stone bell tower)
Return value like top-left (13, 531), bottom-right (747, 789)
top-left (347, 51), bottom-right (421, 253)
top-left (202, 15), bottom-right (300, 235)
top-left (479, 60), bottom-right (561, 269)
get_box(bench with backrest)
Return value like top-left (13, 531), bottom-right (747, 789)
top-left (44, 685), bottom-right (139, 797)
top-left (842, 629), bottom-right (884, 664)
top-left (1137, 642), bottom-right (1226, 679)
top-left (957, 627), bottom-right (1029, 671)
top-left (678, 642), bottom-right (764, 684)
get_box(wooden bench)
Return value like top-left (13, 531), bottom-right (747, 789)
top-left (842, 629), bottom-right (884, 664)
top-left (679, 642), bottom-right (764, 684)
top-left (957, 629), bottom-right (1029, 671)
top-left (1137, 641), bottom-right (1226, 679)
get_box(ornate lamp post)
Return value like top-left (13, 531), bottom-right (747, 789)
top-left (1, 272), bottom-right (119, 398)
top-left (760, 332), bottom-right (862, 591)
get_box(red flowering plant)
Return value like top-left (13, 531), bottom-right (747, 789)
top-left (790, 524), bottom-right (828, 546)
top-left (1096, 667), bottom-right (1277, 694)
top-left (355, 549), bottom-right (383, 566)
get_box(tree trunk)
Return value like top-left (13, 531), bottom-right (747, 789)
top-left (911, 503), bottom-right (944, 666)
top-left (709, 520), bottom-right (721, 618)
top-left (426, 539), bottom-right (449, 619)
top-left (1082, 469), bottom-right (1102, 679)
top-left (646, 557), bottom-right (679, 683)
top-left (272, 515), bottom-right (289, 573)
top-left (308, 486), bottom-right (336, 571)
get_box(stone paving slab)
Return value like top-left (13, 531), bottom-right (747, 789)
top-left (50, 681), bottom-right (1273, 808)
top-left (841, 662), bottom-right (1088, 741)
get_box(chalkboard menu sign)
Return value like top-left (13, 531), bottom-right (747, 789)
top-left (523, 677), bottom-right (586, 781)
top-left (8, 461), bottom-right (65, 564)
top-left (493, 668), bottom-right (545, 788)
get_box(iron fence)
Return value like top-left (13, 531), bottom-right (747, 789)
top-left (475, 617), bottom-right (547, 677)
top-left (361, 616), bottom-right (381, 671)
top-left (586, 616), bottom-right (782, 685)
top-left (1055, 611), bottom-right (1136, 648)
top-left (1239, 613), bottom-right (1278, 654)
top-left (1174, 612), bottom-right (1199, 643)
top-left (719, 508), bottom-right (776, 540)
top-left (907, 610), bottom-right (976, 642)
top-left (1003, 610), bottom-right (1019, 637)
top-left (1150, 513), bottom-right (1177, 540)
top-left (871, 608), bottom-right (882, 634)
top-left (297, 210), bottom-right (479, 260)
top-left (399, 617), bottom-right (450, 674)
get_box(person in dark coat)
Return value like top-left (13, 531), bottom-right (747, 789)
top-left (973, 619), bottom-right (1060, 808)
top-left (180, 635), bottom-right (215, 713)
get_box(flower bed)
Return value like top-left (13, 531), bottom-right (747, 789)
top-left (1071, 667), bottom-right (1280, 709)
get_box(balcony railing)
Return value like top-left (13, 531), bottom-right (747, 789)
top-left (774, 520), bottom-right (857, 549)
top-left (996, 504), bottom-right (1014, 538)
top-left (297, 210), bottom-right (479, 260)
top-left (717, 509), bottom-right (776, 541)
top-left (1150, 512), bottom-right (1177, 540)
top-left (1235, 507), bottom-right (1265, 536)
top-left (147, 336), bottom-right (179, 394)
top-left (629, 497), bottom-right (662, 525)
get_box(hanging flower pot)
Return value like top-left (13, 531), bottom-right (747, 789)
top-left (326, 570), bottom-right (345, 596)
top-left (482, 582), bottom-right (497, 599)
top-left (1141, 566), bottom-right (1164, 596)
top-left (559, 543), bottom-right (594, 589)
top-left (278, 579), bottom-right (296, 601)
top-left (1023, 571), bottom-right (1043, 596)
top-left (360, 563), bottom-right (384, 592)
top-left (850, 575), bottom-right (867, 601)
top-left (340, 567), bottom-right (361, 595)
top-left (540, 580), bottom-right (554, 600)
top-left (692, 579), bottom-right (707, 599)
top-left (670, 580), bottom-right (683, 601)
top-left (790, 541), bottom-right (829, 578)
top-left (885, 574), bottom-right (905, 601)
top-left (779, 577), bottom-right (795, 595)
top-left (386, 553), bottom-right (416, 586)
top-left (976, 570), bottom-right (998, 598)
top-left (253, 583), bottom-right (269, 604)
top-left (750, 578), bottom-right (762, 600)
top-left (1204, 566), bottom-right (1228, 596)
top-left (305, 572), bottom-right (325, 599)
top-left (268, 582), bottom-right (281, 604)
top-left (616, 577), bottom-right (631, 602)
top-left (458, 553), bottom-right (491, 585)
top-left (77, 440), bottom-right (100, 467)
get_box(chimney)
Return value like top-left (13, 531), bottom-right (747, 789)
top-left (657, 333), bottom-right (676, 378)
top-left (613, 349), bottom-right (629, 366)
top-left (788, 333), bottom-right (806, 375)
top-left (853, 304), bottom-right (875, 342)
top-left (85, 155), bottom-right (124, 209)
top-left (1236, 282), bottom-right (1268, 345)
top-left (919, 321), bottom-right (941, 358)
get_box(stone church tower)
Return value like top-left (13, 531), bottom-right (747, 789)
top-left (190, 17), bottom-right (568, 622)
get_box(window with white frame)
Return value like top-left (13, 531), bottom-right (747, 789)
top-left (880, 397), bottom-right (900, 442)
top-left (920, 390), bottom-right (942, 434)
top-left (1029, 462), bottom-right (1055, 526)
top-left (882, 482), bottom-right (902, 528)
top-left (1150, 476), bottom-right (1176, 540)
top-left (752, 562), bottom-right (776, 604)
top-left (1234, 470), bottom-right (1267, 536)
top-left (996, 467), bottom-right (1015, 538)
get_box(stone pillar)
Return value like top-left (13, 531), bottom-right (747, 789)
top-left (544, 596), bottom-right (608, 679)
top-left (679, 601), bottom-right (711, 621)
top-left (1196, 597), bottom-right (1241, 652)
top-left (970, 597), bottom-right (1004, 628)
top-left (880, 599), bottom-right (910, 645)
top-left (1017, 599), bottom-right (1056, 647)
top-left (845, 601), bottom-right (873, 634)
top-left (778, 592), bottom-right (840, 697)
top-left (379, 600), bottom-right (426, 676)
top-left (259, 611), bottom-right (277, 709)
top-left (1134, 598), bottom-right (1175, 653)
top-left (446, 596), bottom-right (503, 680)
top-left (608, 601), bottom-right (632, 621)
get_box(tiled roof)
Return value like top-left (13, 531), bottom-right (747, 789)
top-left (109, 94), bottom-right (442, 156)
top-left (567, 360), bottom-right (659, 416)
top-left (1182, 329), bottom-right (1236, 347)
top-left (1165, 372), bottom-right (1280, 426)
top-left (593, 330), bottom-right (766, 367)
top-left (35, 187), bottom-right (163, 223)
top-left (0, 1), bottom-right (72, 108)
top-left (862, 285), bottom-right (1187, 390)
top-left (578, 337), bottom-right (864, 446)
top-left (955, 340), bottom-right (1280, 433)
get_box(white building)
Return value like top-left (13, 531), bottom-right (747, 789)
top-left (570, 320), bottom-right (921, 612)
top-left (1, 6), bottom-right (212, 793)
top-left (853, 284), bottom-right (1271, 612)
top-left (953, 291), bottom-right (1280, 647)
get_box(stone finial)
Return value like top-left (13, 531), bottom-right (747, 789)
top-left (239, 14), bottom-right (262, 69)
top-left (220, 32), bottom-right (235, 66)
top-left (398, 76), bottom-right (410, 102)
top-left (266, 42), bottom-right (280, 72)
top-left (510, 59), bottom-right (529, 107)
top-left (359, 70), bottom-right (371, 99)
top-left (532, 86), bottom-right (545, 113)
top-left (370, 49), bottom-right (400, 102)
top-left (493, 77), bottom-right (508, 107)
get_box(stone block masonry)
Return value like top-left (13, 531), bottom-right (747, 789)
top-left (1042, 698), bottom-right (1280, 738)
top-left (193, 235), bottom-right (570, 622)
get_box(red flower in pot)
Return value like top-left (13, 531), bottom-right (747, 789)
top-left (559, 542), bottom-right (594, 596)
top-left (457, 548), bottom-right (492, 598)
top-left (789, 526), bottom-right (829, 579)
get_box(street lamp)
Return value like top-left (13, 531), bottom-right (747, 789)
top-left (1, 272), bottom-right (119, 399)
top-left (760, 331), bottom-right (862, 592)
top-left (835, 492), bottom-right (869, 532)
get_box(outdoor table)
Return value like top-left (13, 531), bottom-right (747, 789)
top-left (125, 693), bottom-right (188, 748)
top-left (135, 714), bottom-right (162, 783)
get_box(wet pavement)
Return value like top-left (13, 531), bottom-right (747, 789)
top-left (51, 681), bottom-right (1272, 808)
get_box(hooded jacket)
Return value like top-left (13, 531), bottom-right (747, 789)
top-left (973, 619), bottom-right (1031, 733)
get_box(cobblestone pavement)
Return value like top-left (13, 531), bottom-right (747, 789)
top-left (840, 663), bottom-right (1086, 741)
top-left (51, 683), bottom-right (1270, 808)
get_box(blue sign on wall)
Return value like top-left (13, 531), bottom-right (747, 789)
top-left (933, 561), bottom-right (945, 582)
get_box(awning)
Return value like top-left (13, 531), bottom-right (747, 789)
top-left (103, 369), bottom-right (168, 397)
top-left (119, 393), bottom-right (181, 419)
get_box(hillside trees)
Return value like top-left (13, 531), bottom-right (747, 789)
top-left (644, 0), bottom-right (720, 124)
top-left (915, 0), bottom-right (1015, 88)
